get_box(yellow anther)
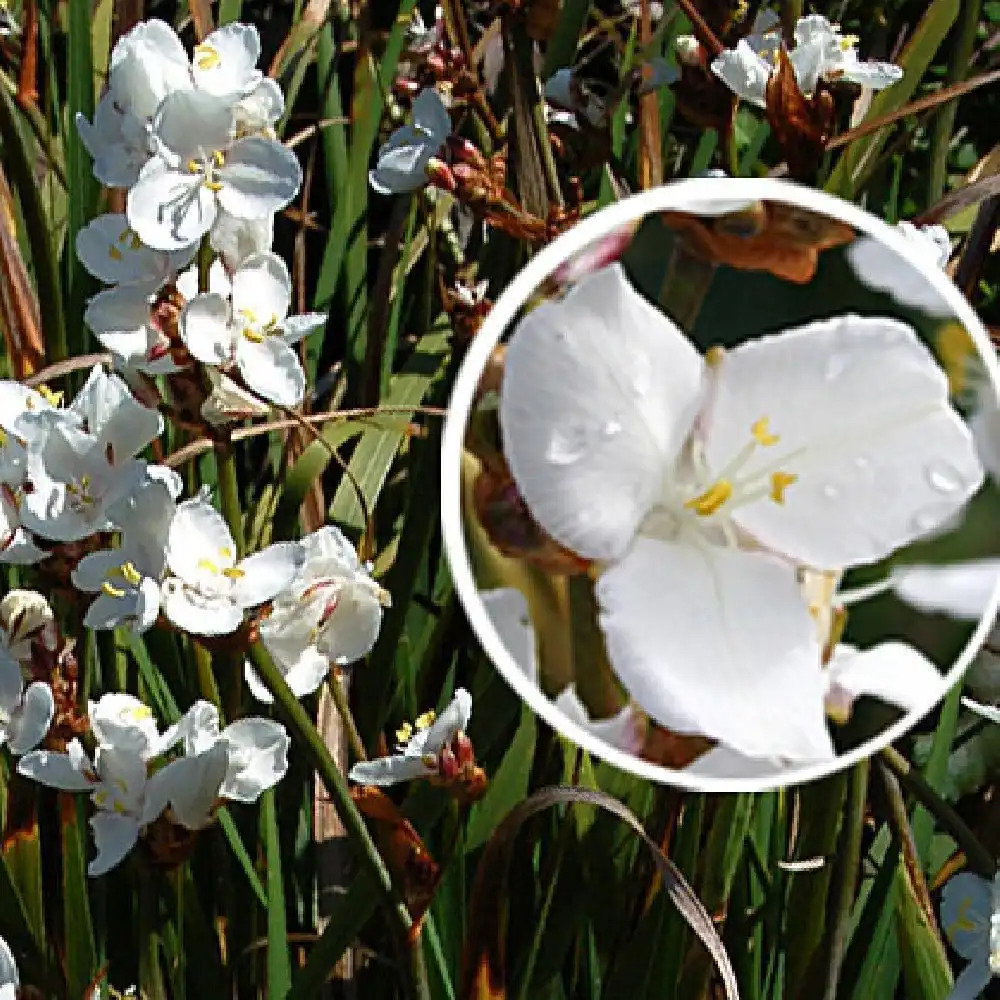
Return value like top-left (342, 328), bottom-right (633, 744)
top-left (705, 346), bottom-right (725, 367)
top-left (80, 475), bottom-right (90, 489)
top-left (769, 471), bottom-right (797, 504)
top-left (197, 558), bottom-right (220, 574)
top-left (127, 706), bottom-right (153, 721)
top-left (0, 428), bottom-right (7, 448)
top-left (194, 44), bottom-right (220, 70)
top-left (734, 0), bottom-right (749, 19)
top-left (414, 710), bottom-right (436, 731)
top-left (186, 158), bottom-right (200, 174)
top-left (130, 232), bottom-right (144, 250)
top-left (108, 244), bottom-right (123, 261)
top-left (396, 721), bottom-right (413, 744)
top-left (238, 307), bottom-right (258, 324)
top-left (212, 150), bottom-right (225, 168)
top-left (839, 34), bottom-right (859, 50)
top-left (937, 322), bottom-right (974, 396)
top-left (37, 385), bottom-right (63, 406)
top-left (242, 329), bottom-right (265, 343)
top-left (205, 180), bottom-right (223, 192)
top-left (120, 562), bottom-right (142, 586)
top-left (222, 567), bottom-right (245, 579)
top-left (219, 546), bottom-right (233, 559)
top-left (102, 581), bottom-right (127, 599)
top-left (948, 897), bottom-right (977, 935)
top-left (112, 801), bottom-right (127, 814)
top-left (684, 480), bottom-right (732, 516)
top-left (751, 417), bottom-right (779, 447)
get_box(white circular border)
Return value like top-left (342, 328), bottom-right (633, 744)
top-left (440, 176), bottom-right (1000, 793)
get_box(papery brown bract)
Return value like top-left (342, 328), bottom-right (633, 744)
top-left (643, 723), bottom-right (715, 769)
top-left (765, 47), bottom-right (836, 180)
top-left (662, 201), bottom-right (855, 283)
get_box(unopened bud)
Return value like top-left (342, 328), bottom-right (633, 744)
top-left (447, 135), bottom-right (487, 170)
top-left (437, 744), bottom-right (459, 780)
top-left (426, 156), bottom-right (457, 192)
top-left (454, 730), bottom-right (475, 768)
top-left (675, 34), bottom-right (703, 67)
top-left (425, 51), bottom-right (447, 77)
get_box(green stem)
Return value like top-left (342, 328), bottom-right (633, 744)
top-left (138, 870), bottom-right (167, 1000)
top-left (327, 671), bottom-right (367, 763)
top-left (216, 444), bottom-right (246, 558)
top-left (262, 788), bottom-right (292, 998)
top-left (823, 760), bottom-right (869, 1000)
top-left (193, 641), bottom-right (224, 718)
top-left (247, 644), bottom-right (427, 994)
top-left (880, 745), bottom-right (995, 877)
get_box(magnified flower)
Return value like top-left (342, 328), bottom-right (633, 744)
top-left (940, 869), bottom-right (1000, 999)
top-left (370, 88), bottom-right (451, 195)
top-left (160, 496), bottom-right (304, 636)
top-left (499, 264), bottom-right (982, 761)
top-left (348, 689), bottom-right (474, 786)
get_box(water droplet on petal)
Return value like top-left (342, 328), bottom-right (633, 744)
top-left (823, 354), bottom-right (849, 380)
top-left (603, 419), bottom-right (622, 438)
top-left (909, 503), bottom-right (956, 535)
top-left (822, 483), bottom-right (840, 500)
top-left (546, 425), bottom-right (590, 465)
top-left (925, 460), bottom-right (963, 494)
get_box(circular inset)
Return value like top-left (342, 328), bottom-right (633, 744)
top-left (441, 177), bottom-right (1000, 792)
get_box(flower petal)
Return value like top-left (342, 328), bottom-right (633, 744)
top-left (142, 746), bottom-right (227, 828)
top-left (553, 685), bottom-right (643, 754)
top-left (18, 742), bottom-right (94, 790)
top-left (236, 335), bottom-right (306, 406)
top-left (88, 812), bottom-right (140, 877)
top-left (348, 754), bottom-right (433, 786)
top-left (941, 871), bottom-right (992, 960)
top-left (704, 314), bottom-right (983, 569)
top-left (710, 41), bottom-right (770, 108)
top-left (127, 159), bottom-right (217, 251)
top-left (406, 688), bottom-right (472, 756)
top-left (219, 718), bottom-right (290, 802)
top-left (596, 537), bottom-right (834, 762)
top-left (0, 933), bottom-right (17, 987)
top-left (500, 263), bottom-right (704, 560)
top-left (825, 642), bottom-right (942, 720)
top-left (890, 560), bottom-right (1000, 620)
top-left (180, 293), bottom-right (234, 365)
top-left (160, 579), bottom-right (244, 636)
top-left (232, 542), bottom-right (303, 608)
top-left (7, 682), bottom-right (54, 754)
top-left (166, 498), bottom-right (235, 581)
top-left (217, 137), bottom-right (302, 220)
top-left (480, 588), bottom-right (538, 682)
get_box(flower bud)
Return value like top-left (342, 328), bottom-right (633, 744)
top-left (675, 34), bottom-right (704, 67)
top-left (426, 156), bottom-right (457, 192)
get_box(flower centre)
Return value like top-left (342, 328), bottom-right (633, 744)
top-left (66, 474), bottom-right (97, 512)
top-left (194, 43), bottom-right (221, 70)
top-left (395, 709), bottom-right (436, 751)
top-left (681, 415), bottom-right (798, 519)
top-left (101, 560), bottom-right (143, 599)
top-left (186, 149), bottom-right (226, 192)
top-left (238, 307), bottom-right (280, 343)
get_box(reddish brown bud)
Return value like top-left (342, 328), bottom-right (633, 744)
top-left (426, 156), bottom-right (457, 192)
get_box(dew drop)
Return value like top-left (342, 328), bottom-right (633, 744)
top-left (603, 419), bottom-right (623, 438)
top-left (546, 425), bottom-right (590, 465)
top-left (925, 460), bottom-right (963, 494)
top-left (909, 502), bottom-right (956, 535)
top-left (821, 483), bottom-right (840, 500)
top-left (823, 354), bottom-right (849, 381)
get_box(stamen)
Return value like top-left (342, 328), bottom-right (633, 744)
top-left (108, 244), bottom-right (123, 261)
top-left (186, 158), bottom-right (200, 174)
top-left (120, 562), bottom-right (142, 586)
top-left (396, 721), bottom-right (413, 745)
top-left (197, 558), bottom-right (220, 574)
top-left (219, 546), bottom-right (233, 559)
top-left (751, 416), bottom-right (779, 446)
top-left (205, 181), bottom-right (223, 192)
top-left (195, 44), bottom-right (220, 70)
top-left (37, 385), bottom-right (62, 406)
top-left (222, 567), bottom-right (245, 579)
top-left (212, 150), bottom-right (225, 168)
top-left (705, 346), bottom-right (725, 367)
top-left (102, 581), bottom-right (126, 599)
top-left (684, 480), bottom-right (732, 516)
top-left (414, 710), bottom-right (436, 731)
top-left (769, 471), bottom-right (797, 504)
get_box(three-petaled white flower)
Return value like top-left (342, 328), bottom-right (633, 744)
top-left (127, 88), bottom-right (301, 251)
top-left (711, 12), bottom-right (902, 109)
top-left (940, 869), bottom-right (1000, 1000)
top-left (18, 365), bottom-right (162, 543)
top-left (160, 496), bottom-right (304, 635)
top-left (348, 689), bottom-right (472, 786)
top-left (499, 263), bottom-right (982, 762)
top-left (246, 526), bottom-right (390, 703)
top-left (370, 88), bottom-right (451, 195)
top-left (180, 252), bottom-right (325, 406)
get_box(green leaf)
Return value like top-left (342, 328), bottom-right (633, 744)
top-left (465, 706), bottom-right (537, 852)
top-left (825, 0), bottom-right (960, 197)
top-left (894, 861), bottom-right (953, 998)
top-left (60, 796), bottom-right (97, 997)
top-left (262, 788), bottom-right (292, 998)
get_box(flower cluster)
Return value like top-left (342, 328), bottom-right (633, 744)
top-left (494, 262), bottom-right (982, 770)
top-left (19, 693), bottom-right (288, 875)
top-left (76, 19), bottom-right (323, 411)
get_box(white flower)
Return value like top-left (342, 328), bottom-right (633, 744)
top-left (210, 210), bottom-right (274, 271)
top-left (891, 559), bottom-right (1000, 620)
top-left (19, 366), bottom-right (162, 542)
top-left (247, 526), bottom-right (390, 702)
top-left (0, 589), bottom-right (57, 659)
top-left (127, 89), bottom-right (301, 251)
top-left (711, 11), bottom-right (902, 109)
top-left (0, 647), bottom-right (52, 755)
top-left (84, 284), bottom-right (182, 377)
top-left (76, 213), bottom-right (197, 288)
top-left (480, 587), bottom-right (644, 753)
top-left (76, 20), bottom-right (192, 187)
top-left (19, 738), bottom-right (150, 876)
top-left (180, 251), bottom-right (324, 406)
top-left (0, 933), bottom-right (17, 1000)
top-left (160, 496), bottom-right (304, 635)
top-left (348, 689), bottom-right (472, 786)
top-left (940, 869), bottom-right (1000, 999)
top-left (370, 88), bottom-right (451, 195)
top-left (89, 692), bottom-right (166, 759)
top-left (72, 476), bottom-right (178, 633)
top-left (845, 221), bottom-right (954, 316)
top-left (499, 264), bottom-right (982, 761)
top-left (190, 23), bottom-right (263, 100)
top-left (155, 699), bottom-right (289, 805)
top-left (200, 369), bottom-right (271, 427)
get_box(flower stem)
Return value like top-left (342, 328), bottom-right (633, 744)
top-left (327, 670), bottom-right (367, 763)
top-left (138, 869), bottom-right (167, 1000)
top-left (879, 744), bottom-right (995, 877)
top-left (247, 643), bottom-right (426, 990)
top-left (215, 443), bottom-right (246, 559)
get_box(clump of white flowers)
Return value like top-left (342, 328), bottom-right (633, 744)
top-left (76, 18), bottom-right (324, 409)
